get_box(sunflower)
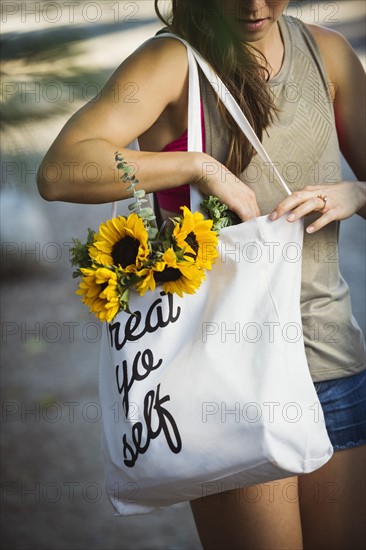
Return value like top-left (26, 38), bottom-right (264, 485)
top-left (152, 248), bottom-right (205, 297)
top-left (89, 214), bottom-right (150, 272)
top-left (134, 267), bottom-right (156, 296)
top-left (173, 206), bottom-right (218, 269)
top-left (76, 267), bottom-right (120, 323)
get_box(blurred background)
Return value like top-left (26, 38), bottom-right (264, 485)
top-left (1, 1), bottom-right (365, 549)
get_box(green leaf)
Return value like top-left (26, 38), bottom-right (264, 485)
top-left (138, 207), bottom-right (154, 217)
top-left (69, 228), bottom-right (96, 276)
top-left (148, 228), bottom-right (159, 239)
top-left (200, 195), bottom-right (240, 232)
top-left (128, 201), bottom-right (142, 211)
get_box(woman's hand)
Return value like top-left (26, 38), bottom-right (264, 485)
top-left (269, 181), bottom-right (366, 233)
top-left (193, 156), bottom-right (261, 221)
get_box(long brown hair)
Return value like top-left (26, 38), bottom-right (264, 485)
top-left (154, 0), bottom-right (277, 176)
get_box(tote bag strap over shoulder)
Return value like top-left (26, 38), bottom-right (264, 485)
top-left (112, 33), bottom-right (291, 216)
top-left (151, 33), bottom-right (292, 211)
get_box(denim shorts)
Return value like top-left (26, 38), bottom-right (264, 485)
top-left (314, 369), bottom-right (366, 451)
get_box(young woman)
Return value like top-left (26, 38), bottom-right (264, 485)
top-left (38, 1), bottom-right (365, 548)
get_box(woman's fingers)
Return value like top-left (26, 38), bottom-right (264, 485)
top-left (270, 189), bottom-right (327, 221)
top-left (306, 210), bottom-right (336, 233)
top-left (219, 176), bottom-right (261, 221)
top-left (269, 182), bottom-right (365, 233)
top-left (195, 164), bottom-right (261, 221)
top-left (234, 191), bottom-right (261, 221)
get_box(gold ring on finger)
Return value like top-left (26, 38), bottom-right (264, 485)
top-left (317, 193), bottom-right (328, 212)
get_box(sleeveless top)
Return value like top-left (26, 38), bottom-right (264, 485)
top-left (156, 103), bottom-right (205, 211)
top-left (156, 15), bottom-right (366, 382)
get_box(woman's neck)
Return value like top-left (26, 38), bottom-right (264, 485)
top-left (248, 21), bottom-right (285, 79)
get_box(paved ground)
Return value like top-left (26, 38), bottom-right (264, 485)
top-left (1, 2), bottom-right (365, 549)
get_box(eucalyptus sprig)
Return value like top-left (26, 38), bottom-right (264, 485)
top-left (115, 152), bottom-right (158, 239)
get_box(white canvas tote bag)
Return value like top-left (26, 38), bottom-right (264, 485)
top-left (99, 35), bottom-right (333, 516)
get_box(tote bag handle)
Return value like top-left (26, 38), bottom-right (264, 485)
top-left (112, 33), bottom-right (291, 216)
top-left (153, 33), bottom-right (292, 211)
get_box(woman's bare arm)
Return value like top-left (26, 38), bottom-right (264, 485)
top-left (37, 35), bottom-right (260, 220)
top-left (37, 38), bottom-right (204, 203)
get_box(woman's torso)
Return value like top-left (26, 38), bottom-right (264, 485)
top-left (139, 16), bottom-right (366, 381)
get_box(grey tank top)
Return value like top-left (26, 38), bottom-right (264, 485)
top-left (199, 15), bottom-right (365, 382)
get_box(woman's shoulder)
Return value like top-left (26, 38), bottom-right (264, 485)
top-left (304, 22), bottom-right (361, 85)
top-left (283, 15), bottom-right (351, 57)
top-left (283, 15), bottom-right (359, 86)
top-left (304, 21), bottom-right (351, 51)
top-left (131, 31), bottom-right (188, 66)
top-left (110, 31), bottom-right (189, 108)
top-left (283, 15), bottom-right (350, 53)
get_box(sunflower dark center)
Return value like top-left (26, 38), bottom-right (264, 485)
top-left (112, 237), bottom-right (140, 268)
top-left (185, 231), bottom-right (199, 256)
top-left (154, 267), bottom-right (182, 283)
